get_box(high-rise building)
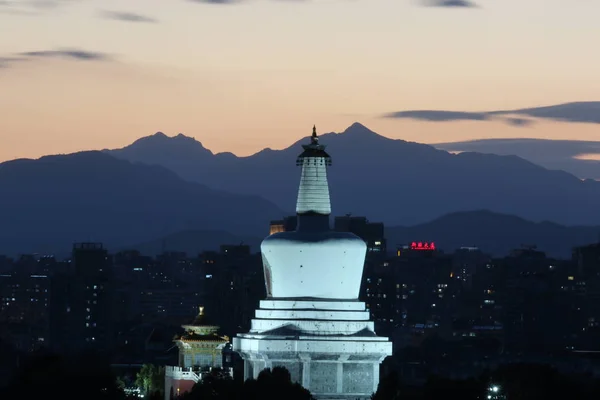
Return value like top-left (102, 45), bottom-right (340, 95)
top-left (0, 270), bottom-right (50, 351)
top-left (573, 242), bottom-right (600, 278)
top-left (269, 216), bottom-right (297, 235)
top-left (200, 247), bottom-right (264, 338)
top-left (334, 216), bottom-right (386, 254)
top-left (361, 246), bottom-right (454, 342)
top-left (234, 126), bottom-right (392, 399)
top-left (50, 243), bottom-right (114, 353)
top-left (452, 246), bottom-right (489, 289)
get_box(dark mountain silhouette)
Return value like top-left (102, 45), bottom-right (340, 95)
top-left (106, 123), bottom-right (600, 226)
top-left (107, 131), bottom-right (221, 165)
top-left (0, 151), bottom-right (286, 256)
top-left (386, 210), bottom-right (600, 258)
top-left (127, 210), bottom-right (599, 258)
top-left (125, 229), bottom-right (262, 256)
top-left (434, 138), bottom-right (600, 180)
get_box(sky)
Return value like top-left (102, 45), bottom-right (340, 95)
top-left (1, 0), bottom-right (599, 162)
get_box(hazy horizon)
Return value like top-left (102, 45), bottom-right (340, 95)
top-left (1, 0), bottom-right (599, 162)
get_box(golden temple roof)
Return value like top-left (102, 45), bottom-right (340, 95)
top-left (175, 306), bottom-right (228, 342)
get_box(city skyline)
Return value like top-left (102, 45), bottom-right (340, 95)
top-left (1, 0), bottom-right (599, 162)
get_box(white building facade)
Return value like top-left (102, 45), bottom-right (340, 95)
top-left (234, 126), bottom-right (392, 400)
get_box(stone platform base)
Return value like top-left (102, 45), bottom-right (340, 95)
top-left (233, 299), bottom-right (392, 399)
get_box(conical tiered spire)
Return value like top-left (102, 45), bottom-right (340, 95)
top-left (295, 126), bottom-right (332, 216)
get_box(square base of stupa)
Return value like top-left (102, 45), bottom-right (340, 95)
top-left (233, 299), bottom-right (392, 400)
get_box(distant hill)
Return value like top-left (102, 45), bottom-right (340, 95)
top-left (106, 123), bottom-right (600, 226)
top-left (124, 229), bottom-right (262, 256)
top-left (386, 210), bottom-right (600, 258)
top-left (127, 210), bottom-right (600, 259)
top-left (0, 152), bottom-right (286, 256)
top-left (434, 138), bottom-right (600, 180)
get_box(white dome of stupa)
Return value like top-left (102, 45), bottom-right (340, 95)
top-left (261, 126), bottom-right (367, 300)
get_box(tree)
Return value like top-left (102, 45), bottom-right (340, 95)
top-left (180, 366), bottom-right (313, 400)
top-left (248, 367), bottom-right (314, 400)
top-left (422, 375), bottom-right (482, 400)
top-left (135, 364), bottom-right (165, 398)
top-left (180, 368), bottom-right (240, 400)
top-left (372, 373), bottom-right (402, 400)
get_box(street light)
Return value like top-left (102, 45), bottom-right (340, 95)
top-left (488, 384), bottom-right (505, 400)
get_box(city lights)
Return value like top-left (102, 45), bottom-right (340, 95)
top-left (487, 384), bottom-right (505, 400)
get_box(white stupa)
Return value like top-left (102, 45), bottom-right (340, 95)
top-left (233, 126), bottom-right (392, 399)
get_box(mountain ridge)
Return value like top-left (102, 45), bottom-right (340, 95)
top-left (105, 123), bottom-right (600, 226)
top-left (124, 210), bottom-right (600, 259)
top-left (0, 151), bottom-right (288, 257)
top-left (385, 209), bottom-right (599, 258)
top-left (434, 138), bottom-right (600, 180)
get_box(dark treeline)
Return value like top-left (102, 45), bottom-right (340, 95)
top-left (177, 367), bottom-right (313, 400)
top-left (0, 350), bottom-right (312, 400)
top-left (376, 363), bottom-right (600, 400)
top-left (3, 351), bottom-right (600, 400)
top-left (0, 350), bottom-right (126, 400)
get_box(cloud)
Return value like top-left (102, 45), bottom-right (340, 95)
top-left (20, 49), bottom-right (110, 61)
top-left (186, 0), bottom-right (308, 4)
top-left (0, 57), bottom-right (16, 68)
top-left (188, 0), bottom-right (241, 4)
top-left (385, 110), bottom-right (489, 122)
top-left (0, 56), bottom-right (29, 68)
top-left (100, 10), bottom-right (158, 23)
top-left (0, 0), bottom-right (76, 14)
top-left (489, 102), bottom-right (600, 124)
top-left (0, 0), bottom-right (67, 9)
top-left (505, 118), bottom-right (534, 127)
top-left (27, 0), bottom-right (64, 9)
top-left (0, 0), bottom-right (35, 14)
top-left (0, 48), bottom-right (111, 68)
top-left (422, 0), bottom-right (478, 7)
top-left (384, 102), bottom-right (600, 126)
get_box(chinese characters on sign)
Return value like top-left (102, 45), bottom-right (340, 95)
top-left (410, 242), bottom-right (436, 251)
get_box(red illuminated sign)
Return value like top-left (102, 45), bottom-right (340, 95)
top-left (410, 242), bottom-right (436, 251)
